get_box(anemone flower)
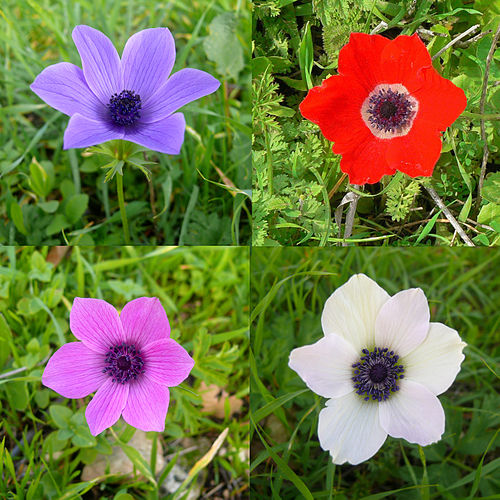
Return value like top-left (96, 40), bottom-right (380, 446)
top-left (31, 25), bottom-right (220, 154)
top-left (300, 33), bottom-right (467, 184)
top-left (43, 297), bottom-right (194, 436)
top-left (289, 274), bottom-right (466, 465)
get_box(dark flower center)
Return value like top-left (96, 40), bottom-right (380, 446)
top-left (103, 343), bottom-right (145, 384)
top-left (367, 88), bottom-right (414, 133)
top-left (107, 90), bottom-right (142, 126)
top-left (352, 347), bottom-right (405, 402)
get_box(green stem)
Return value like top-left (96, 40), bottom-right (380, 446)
top-left (116, 173), bottom-right (130, 244)
top-left (460, 111), bottom-right (500, 121)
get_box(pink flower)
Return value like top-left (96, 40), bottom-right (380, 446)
top-left (43, 297), bottom-right (194, 436)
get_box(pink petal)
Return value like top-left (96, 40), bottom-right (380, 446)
top-left (318, 392), bottom-right (387, 465)
top-left (142, 339), bottom-right (194, 387)
top-left (121, 28), bottom-right (176, 100)
top-left (85, 378), bottom-right (129, 436)
top-left (375, 288), bottom-right (430, 357)
top-left (379, 379), bottom-right (445, 445)
top-left (122, 377), bottom-right (170, 432)
top-left (42, 342), bottom-right (107, 398)
top-left (120, 297), bottom-right (170, 348)
top-left (289, 334), bottom-right (357, 399)
top-left (72, 25), bottom-right (122, 105)
top-left (70, 297), bottom-right (125, 353)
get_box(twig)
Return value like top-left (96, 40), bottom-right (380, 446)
top-left (343, 185), bottom-right (360, 245)
top-left (424, 184), bottom-right (474, 246)
top-left (456, 30), bottom-right (492, 48)
top-left (431, 24), bottom-right (480, 61)
top-left (0, 366), bottom-right (27, 379)
top-left (477, 22), bottom-right (500, 205)
top-left (371, 22), bottom-right (388, 35)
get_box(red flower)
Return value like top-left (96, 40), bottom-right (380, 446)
top-left (300, 33), bottom-right (467, 185)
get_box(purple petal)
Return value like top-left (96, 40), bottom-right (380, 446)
top-left (120, 297), bottom-right (170, 348)
top-left (72, 25), bottom-right (122, 105)
top-left (143, 339), bottom-right (194, 387)
top-left (70, 298), bottom-right (125, 353)
top-left (85, 378), bottom-right (129, 436)
top-left (121, 28), bottom-right (176, 100)
top-left (121, 377), bottom-right (169, 432)
top-left (42, 342), bottom-right (106, 398)
top-left (141, 68), bottom-right (220, 123)
top-left (30, 62), bottom-right (104, 119)
top-left (123, 112), bottom-right (185, 154)
top-left (63, 113), bottom-right (123, 149)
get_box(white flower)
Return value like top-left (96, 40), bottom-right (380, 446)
top-left (288, 274), bottom-right (466, 465)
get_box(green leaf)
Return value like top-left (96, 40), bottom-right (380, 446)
top-left (65, 194), bottom-right (89, 224)
top-left (28, 251), bottom-right (53, 282)
top-left (5, 381), bottom-right (29, 411)
top-left (29, 158), bottom-right (53, 198)
top-left (478, 203), bottom-right (500, 225)
top-left (0, 313), bottom-right (12, 368)
top-left (46, 214), bottom-right (70, 236)
top-left (482, 172), bottom-right (500, 204)
top-left (298, 21), bottom-right (313, 89)
top-left (203, 12), bottom-right (244, 79)
top-left (49, 404), bottom-right (73, 429)
top-left (38, 200), bottom-right (59, 213)
top-left (9, 201), bottom-right (27, 235)
top-left (114, 439), bottom-right (157, 486)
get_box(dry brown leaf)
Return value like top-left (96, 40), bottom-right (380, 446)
top-left (199, 381), bottom-right (243, 419)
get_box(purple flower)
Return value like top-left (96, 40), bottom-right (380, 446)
top-left (42, 297), bottom-right (194, 436)
top-left (30, 25), bottom-right (220, 154)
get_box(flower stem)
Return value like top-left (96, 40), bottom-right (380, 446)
top-left (116, 173), bottom-right (130, 244)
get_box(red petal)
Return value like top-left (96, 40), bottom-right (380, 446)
top-left (339, 137), bottom-right (396, 185)
top-left (300, 74), bottom-right (370, 152)
top-left (409, 66), bottom-right (467, 131)
top-left (337, 32), bottom-right (390, 91)
top-left (386, 119), bottom-right (442, 178)
top-left (380, 34), bottom-right (432, 84)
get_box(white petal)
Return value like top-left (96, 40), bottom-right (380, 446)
top-left (379, 379), bottom-right (444, 445)
top-left (318, 392), bottom-right (387, 465)
top-left (403, 322), bottom-right (466, 395)
top-left (289, 334), bottom-right (357, 399)
top-left (375, 288), bottom-right (430, 357)
top-left (321, 274), bottom-right (390, 353)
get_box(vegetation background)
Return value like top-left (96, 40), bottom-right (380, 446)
top-left (0, 0), bottom-right (251, 245)
top-left (0, 245), bottom-right (249, 499)
top-left (250, 247), bottom-right (499, 498)
top-left (253, 0), bottom-right (500, 246)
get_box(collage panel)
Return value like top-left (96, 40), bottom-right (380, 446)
top-left (1, 0), bottom-right (250, 246)
top-left (253, 1), bottom-right (499, 246)
top-left (0, 246), bottom-right (249, 498)
top-left (250, 247), bottom-right (499, 497)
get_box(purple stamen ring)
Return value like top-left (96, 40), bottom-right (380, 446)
top-left (103, 343), bottom-right (145, 384)
top-left (361, 84), bottom-right (418, 139)
top-left (108, 90), bottom-right (142, 126)
top-left (352, 346), bottom-right (405, 402)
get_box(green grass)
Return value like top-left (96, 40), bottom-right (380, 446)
top-left (0, 246), bottom-right (249, 498)
top-left (252, 0), bottom-right (500, 246)
top-left (0, 0), bottom-right (251, 245)
top-left (250, 247), bottom-right (500, 498)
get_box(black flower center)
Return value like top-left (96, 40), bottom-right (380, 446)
top-left (108, 90), bottom-right (142, 126)
top-left (103, 343), bottom-right (145, 384)
top-left (367, 88), bottom-right (414, 133)
top-left (352, 347), bottom-right (405, 402)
